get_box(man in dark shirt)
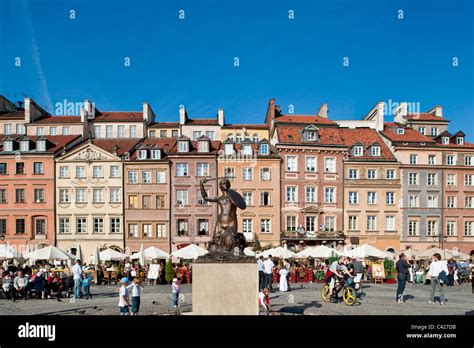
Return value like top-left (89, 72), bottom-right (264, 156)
top-left (395, 253), bottom-right (411, 303)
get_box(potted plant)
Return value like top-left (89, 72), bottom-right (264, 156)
top-left (165, 259), bottom-right (174, 284)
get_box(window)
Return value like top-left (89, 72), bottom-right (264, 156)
top-left (242, 144), bottom-right (252, 156)
top-left (198, 219), bottom-right (209, 236)
top-left (408, 173), bottom-right (418, 185)
top-left (3, 141), bottom-right (12, 152)
top-left (33, 162), bottom-right (44, 174)
top-left (118, 126), bottom-right (125, 138)
top-left (178, 140), bottom-right (188, 152)
top-left (431, 128), bottom-right (439, 136)
top-left (177, 219), bottom-right (188, 236)
top-left (428, 155), bottom-right (436, 165)
top-left (34, 188), bottom-right (44, 203)
top-left (353, 146), bottom-right (363, 156)
top-left (93, 166), bottom-right (103, 178)
top-left (386, 192), bottom-right (395, 205)
top-left (260, 191), bottom-right (271, 206)
top-left (348, 216), bottom-right (357, 230)
top-left (176, 163), bottom-right (188, 177)
top-left (243, 219), bottom-right (253, 233)
top-left (418, 127), bottom-right (426, 135)
top-left (4, 124), bottom-right (12, 134)
top-left (34, 219), bottom-right (46, 235)
top-left (142, 171), bottom-right (152, 183)
top-left (198, 141), bottom-right (209, 153)
top-left (306, 157), bottom-right (316, 172)
top-left (367, 192), bottom-right (376, 205)
top-left (465, 174), bottom-right (473, 186)
top-left (128, 195), bottom-right (138, 209)
top-left (93, 218), bottom-right (104, 233)
top-left (447, 174), bottom-right (456, 186)
top-left (447, 196), bottom-right (456, 208)
top-left (349, 191), bottom-right (358, 204)
top-left (156, 224), bottom-right (167, 238)
top-left (286, 156), bottom-right (297, 172)
top-left (465, 196), bottom-right (474, 208)
top-left (253, 134), bottom-right (259, 143)
top-left (409, 155), bottom-right (418, 165)
top-left (62, 127), bottom-right (70, 135)
top-left (76, 218), bottom-right (87, 234)
top-left (16, 219), bottom-right (25, 234)
top-left (427, 221), bottom-right (437, 237)
top-left (159, 130), bottom-right (167, 138)
top-left (16, 124), bottom-right (25, 134)
top-left (59, 166), bottom-right (69, 178)
top-left (260, 219), bottom-right (271, 233)
top-left (129, 125), bottom-right (137, 138)
top-left (137, 150), bottom-right (147, 160)
top-left (446, 221), bottom-right (456, 236)
top-left (15, 188), bottom-right (25, 203)
top-left (442, 137), bottom-right (449, 145)
top-left (0, 189), bottom-right (6, 203)
top-left (447, 155), bottom-right (455, 166)
top-left (128, 171), bottom-right (138, 183)
top-left (176, 190), bottom-right (188, 205)
top-left (142, 195), bottom-right (151, 209)
top-left (306, 216), bottom-right (316, 232)
top-left (428, 195), bottom-right (437, 208)
top-left (457, 137), bottom-right (464, 145)
top-left (106, 125), bottom-right (113, 138)
top-left (16, 162), bottom-right (25, 174)
top-left (76, 166), bottom-right (85, 178)
top-left (36, 127), bottom-right (44, 136)
top-left (142, 224), bottom-right (152, 237)
top-left (397, 128), bottom-right (405, 135)
top-left (149, 130), bottom-right (157, 138)
top-left (408, 220), bottom-right (418, 236)
top-left (224, 167), bottom-right (234, 179)
top-left (386, 170), bottom-right (395, 179)
top-left (243, 167), bottom-right (253, 181)
top-left (156, 195), bottom-right (165, 208)
top-left (156, 171), bottom-right (166, 183)
top-left (151, 150), bottom-right (161, 159)
top-left (306, 187), bottom-right (316, 202)
top-left (20, 140), bottom-right (29, 151)
top-left (325, 216), bottom-right (335, 231)
top-left (325, 158), bottom-right (336, 173)
top-left (172, 130), bottom-right (179, 138)
top-left (370, 146), bottom-right (380, 156)
top-left (306, 131), bottom-right (317, 141)
top-left (236, 134), bottom-right (242, 143)
top-left (260, 168), bottom-right (271, 181)
top-left (348, 169), bottom-right (358, 179)
top-left (286, 187), bottom-right (296, 203)
top-left (367, 216), bottom-right (376, 231)
top-left (59, 189), bottom-right (70, 203)
top-left (367, 170), bottom-right (377, 179)
top-left (49, 126), bottom-right (57, 135)
top-left (110, 166), bottom-right (120, 178)
top-left (59, 218), bottom-right (70, 234)
top-left (465, 156), bottom-right (473, 166)
top-left (242, 192), bottom-right (253, 206)
top-left (409, 195), bottom-right (419, 208)
top-left (94, 126), bottom-right (101, 138)
top-left (110, 218), bottom-right (121, 234)
top-left (128, 224), bottom-right (138, 238)
top-left (93, 189), bottom-right (104, 203)
top-left (385, 216), bottom-right (395, 231)
top-left (325, 187), bottom-right (335, 203)
top-left (110, 188), bottom-right (121, 203)
top-left (0, 163), bottom-right (6, 174)
top-left (427, 173), bottom-right (437, 186)
top-left (260, 143), bottom-right (269, 155)
top-left (192, 131), bottom-right (201, 140)
top-left (465, 222), bottom-right (474, 236)
top-left (224, 143), bottom-right (234, 155)
top-left (286, 216), bottom-right (296, 232)
top-left (197, 163), bottom-right (209, 177)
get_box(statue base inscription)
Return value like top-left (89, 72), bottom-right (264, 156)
top-left (192, 262), bottom-right (259, 315)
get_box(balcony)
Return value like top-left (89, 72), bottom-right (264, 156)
top-left (281, 230), bottom-right (344, 241)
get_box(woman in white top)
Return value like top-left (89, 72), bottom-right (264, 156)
top-left (279, 268), bottom-right (289, 292)
top-left (428, 253), bottom-right (449, 305)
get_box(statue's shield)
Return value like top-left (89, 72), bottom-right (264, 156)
top-left (228, 189), bottom-right (246, 210)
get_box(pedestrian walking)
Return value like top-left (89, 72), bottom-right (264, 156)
top-left (71, 259), bottom-right (83, 299)
top-left (127, 278), bottom-right (143, 315)
top-left (257, 256), bottom-right (265, 290)
top-left (171, 278), bottom-right (180, 308)
top-left (263, 255), bottom-right (274, 291)
top-left (118, 277), bottom-right (130, 315)
top-left (395, 253), bottom-right (411, 303)
top-left (428, 253), bottom-right (449, 305)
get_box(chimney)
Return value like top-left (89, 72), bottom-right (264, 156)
top-left (264, 98), bottom-right (276, 124)
top-left (80, 108), bottom-right (87, 123)
top-left (393, 102), bottom-right (408, 124)
top-left (317, 103), bottom-right (328, 118)
top-left (84, 100), bottom-right (95, 120)
top-left (24, 98), bottom-right (47, 123)
top-left (179, 106), bottom-right (187, 125)
top-left (217, 108), bottom-right (224, 126)
top-left (143, 102), bottom-right (155, 125)
top-left (427, 106), bottom-right (443, 118)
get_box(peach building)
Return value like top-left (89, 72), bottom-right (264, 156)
top-left (0, 96), bottom-right (27, 136)
top-left (124, 138), bottom-right (176, 253)
top-left (217, 139), bottom-right (281, 247)
top-left (0, 135), bottom-right (80, 252)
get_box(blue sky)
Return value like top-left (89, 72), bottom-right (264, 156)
top-left (1, 0), bottom-right (473, 139)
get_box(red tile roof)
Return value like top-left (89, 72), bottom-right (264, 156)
top-left (218, 141), bottom-right (278, 157)
top-left (129, 138), bottom-right (176, 159)
top-left (405, 113), bottom-right (449, 122)
top-left (168, 140), bottom-right (221, 155)
top-left (90, 138), bottom-right (143, 156)
top-left (276, 125), bottom-right (344, 146)
top-left (0, 135), bottom-right (80, 154)
top-left (338, 128), bottom-right (396, 161)
top-left (33, 116), bottom-right (82, 124)
top-left (275, 114), bottom-right (336, 125)
top-left (0, 111), bottom-right (25, 120)
top-left (381, 123), bottom-right (435, 143)
top-left (148, 122), bottom-right (180, 128)
top-left (185, 118), bottom-right (219, 125)
top-left (93, 111), bottom-right (143, 122)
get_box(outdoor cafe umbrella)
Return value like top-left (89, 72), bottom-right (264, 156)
top-left (99, 248), bottom-right (127, 261)
top-left (24, 245), bottom-right (73, 261)
top-left (0, 244), bottom-right (19, 260)
top-left (171, 244), bottom-right (208, 260)
top-left (414, 247), bottom-right (453, 260)
top-left (296, 245), bottom-right (340, 259)
top-left (258, 246), bottom-right (297, 259)
top-left (131, 246), bottom-right (169, 260)
top-left (243, 247), bottom-right (256, 257)
top-left (342, 244), bottom-right (386, 259)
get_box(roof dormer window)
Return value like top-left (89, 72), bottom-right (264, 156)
top-left (151, 149), bottom-right (161, 159)
top-left (227, 133), bottom-right (233, 141)
top-left (224, 143), bottom-right (234, 156)
top-left (397, 128), bottom-right (405, 135)
top-left (242, 144), bottom-right (252, 156)
top-left (306, 131), bottom-right (317, 141)
top-left (253, 134), bottom-right (259, 143)
top-left (198, 140), bottom-right (209, 153)
top-left (137, 149), bottom-right (147, 160)
top-left (456, 137), bottom-right (464, 145)
top-left (3, 140), bottom-right (13, 152)
top-left (20, 140), bottom-right (30, 152)
top-left (353, 146), bottom-right (363, 157)
top-left (236, 134), bottom-right (242, 143)
top-left (442, 137), bottom-right (449, 145)
top-left (259, 143), bottom-right (269, 156)
top-left (178, 140), bottom-right (189, 153)
top-left (370, 146), bottom-right (381, 157)
top-left (37, 140), bottom-right (46, 152)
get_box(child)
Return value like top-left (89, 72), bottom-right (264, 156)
top-left (171, 278), bottom-right (179, 308)
top-left (127, 278), bottom-right (143, 315)
top-left (118, 277), bottom-right (130, 316)
top-left (259, 288), bottom-right (271, 313)
top-left (81, 272), bottom-right (92, 299)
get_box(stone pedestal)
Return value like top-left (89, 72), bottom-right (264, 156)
top-left (192, 262), bottom-right (259, 315)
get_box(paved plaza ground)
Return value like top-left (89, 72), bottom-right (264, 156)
top-left (0, 282), bottom-right (473, 316)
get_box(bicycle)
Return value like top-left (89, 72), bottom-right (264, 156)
top-left (321, 276), bottom-right (357, 306)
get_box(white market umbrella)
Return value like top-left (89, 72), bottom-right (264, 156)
top-left (414, 247), bottom-right (453, 260)
top-left (243, 247), bottom-right (256, 257)
top-left (401, 248), bottom-right (417, 260)
top-left (296, 245), bottom-right (340, 259)
top-left (0, 244), bottom-right (19, 260)
top-left (138, 244), bottom-right (145, 266)
top-left (258, 246), bottom-right (297, 259)
top-left (342, 244), bottom-right (387, 259)
top-left (99, 248), bottom-right (127, 261)
top-left (131, 246), bottom-right (169, 260)
top-left (171, 244), bottom-right (208, 260)
top-left (24, 245), bottom-right (73, 261)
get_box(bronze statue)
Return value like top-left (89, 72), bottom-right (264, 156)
top-left (199, 177), bottom-right (250, 261)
